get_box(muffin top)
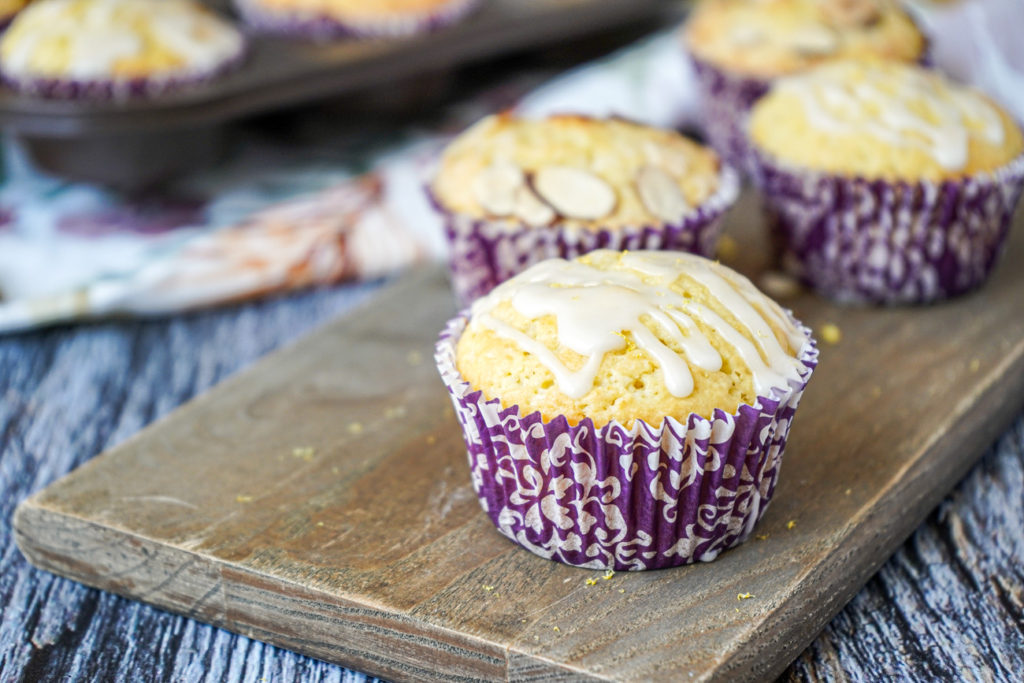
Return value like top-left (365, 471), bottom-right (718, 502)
top-left (683, 0), bottom-right (925, 79)
top-left (0, 0), bottom-right (244, 84)
top-left (749, 61), bottom-right (1024, 181)
top-left (455, 250), bottom-right (808, 427)
top-left (432, 114), bottom-right (723, 230)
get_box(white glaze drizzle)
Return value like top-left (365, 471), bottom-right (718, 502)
top-left (470, 250), bottom-right (805, 400)
top-left (2, 0), bottom-right (243, 80)
top-left (777, 63), bottom-right (1005, 171)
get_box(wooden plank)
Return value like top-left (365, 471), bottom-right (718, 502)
top-left (13, 193), bottom-right (1024, 682)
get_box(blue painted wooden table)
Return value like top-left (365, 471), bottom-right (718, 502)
top-left (1, 277), bottom-right (1022, 682)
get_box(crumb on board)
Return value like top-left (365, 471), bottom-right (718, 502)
top-left (292, 446), bottom-right (316, 461)
top-left (820, 323), bottom-right (842, 345)
top-left (482, 584), bottom-right (495, 592)
top-left (316, 521), bottom-right (324, 527)
top-left (585, 578), bottom-right (598, 586)
top-left (521, 619), bottom-right (527, 623)
top-left (347, 422), bottom-right (364, 435)
top-left (426, 435), bottom-right (437, 445)
top-left (787, 520), bottom-right (796, 530)
top-left (533, 635), bottom-right (539, 641)
top-left (737, 592), bottom-right (754, 601)
top-left (755, 533), bottom-right (769, 541)
top-left (406, 350), bottom-right (423, 366)
top-left (717, 235), bottom-right (738, 261)
top-left (332, 466), bottom-right (340, 475)
top-left (969, 358), bottom-right (981, 372)
top-left (845, 488), bottom-right (852, 496)
top-left (553, 626), bottom-right (560, 632)
top-left (235, 495), bottom-right (253, 503)
top-left (385, 405), bottom-right (407, 419)
top-left (618, 589), bottom-right (625, 594)
top-left (562, 577), bottom-right (572, 583)
top-left (603, 569), bottom-right (615, 580)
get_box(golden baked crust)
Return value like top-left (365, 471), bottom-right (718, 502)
top-left (432, 114), bottom-right (722, 230)
top-left (749, 61), bottom-right (1024, 181)
top-left (0, 0), bottom-right (243, 82)
top-left (456, 250), bottom-right (806, 427)
top-left (683, 0), bottom-right (925, 79)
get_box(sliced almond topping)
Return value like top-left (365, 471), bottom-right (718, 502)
top-left (643, 141), bottom-right (689, 177)
top-left (472, 162), bottom-right (525, 216)
top-left (821, 0), bottom-right (881, 29)
top-left (636, 165), bottom-right (690, 224)
top-left (788, 24), bottom-right (839, 56)
top-left (512, 185), bottom-right (556, 226)
top-left (533, 166), bottom-right (617, 221)
top-left (729, 24), bottom-right (767, 47)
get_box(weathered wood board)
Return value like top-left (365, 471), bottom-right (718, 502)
top-left (14, 194), bottom-right (1024, 682)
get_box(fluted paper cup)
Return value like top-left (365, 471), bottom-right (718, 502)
top-left (435, 312), bottom-right (818, 571)
top-left (234, 0), bottom-right (480, 39)
top-left (751, 149), bottom-right (1024, 304)
top-left (432, 163), bottom-right (740, 305)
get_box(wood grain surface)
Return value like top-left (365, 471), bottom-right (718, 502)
top-left (9, 195), bottom-right (1024, 682)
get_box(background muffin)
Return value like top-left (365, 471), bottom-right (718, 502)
top-left (234, 0), bottom-right (480, 40)
top-left (748, 60), bottom-right (1024, 303)
top-left (436, 249), bottom-right (818, 570)
top-left (682, 0), bottom-right (926, 169)
top-left (431, 113), bottom-right (739, 304)
top-left (0, 0), bottom-right (245, 99)
top-left (0, 0), bottom-right (29, 29)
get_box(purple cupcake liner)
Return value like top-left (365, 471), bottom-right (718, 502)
top-left (689, 55), bottom-right (771, 175)
top-left (435, 312), bottom-right (818, 571)
top-left (432, 164), bottom-right (741, 305)
top-left (0, 46), bottom-right (247, 100)
top-left (750, 150), bottom-right (1024, 304)
top-left (233, 0), bottom-right (480, 40)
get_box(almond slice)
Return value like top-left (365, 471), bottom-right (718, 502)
top-left (472, 162), bottom-right (525, 216)
top-left (533, 166), bottom-right (617, 221)
top-left (636, 165), bottom-right (690, 224)
top-left (788, 24), bottom-right (839, 56)
top-left (822, 0), bottom-right (881, 28)
top-left (642, 141), bottom-right (689, 177)
top-left (513, 186), bottom-right (556, 226)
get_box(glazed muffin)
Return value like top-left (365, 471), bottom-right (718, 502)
top-left (430, 113), bottom-right (740, 303)
top-left (0, 0), bottom-right (29, 29)
top-left (436, 249), bottom-right (818, 570)
top-left (748, 60), bottom-right (1024, 303)
top-left (234, 0), bottom-right (480, 39)
top-left (0, 0), bottom-right (245, 99)
top-left (682, 0), bottom-right (926, 169)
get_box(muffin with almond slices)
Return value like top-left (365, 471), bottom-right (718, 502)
top-left (429, 113), bottom-right (740, 304)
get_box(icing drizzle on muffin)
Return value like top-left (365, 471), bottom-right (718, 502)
top-left (470, 250), bottom-right (805, 399)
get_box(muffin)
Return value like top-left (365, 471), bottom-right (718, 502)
top-left (0, 0), bottom-right (29, 30)
top-left (0, 0), bottom-right (245, 99)
top-left (435, 249), bottom-right (818, 570)
top-left (682, 0), bottom-right (926, 170)
top-left (430, 113), bottom-right (740, 304)
top-left (234, 0), bottom-right (480, 40)
top-left (748, 60), bottom-right (1024, 304)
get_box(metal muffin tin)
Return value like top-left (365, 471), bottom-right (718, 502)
top-left (0, 0), bottom-right (668, 187)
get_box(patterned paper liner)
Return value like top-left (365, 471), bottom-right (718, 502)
top-left (432, 163), bottom-right (741, 305)
top-left (435, 312), bottom-right (818, 571)
top-left (0, 46), bottom-right (247, 100)
top-left (750, 149), bottom-right (1024, 305)
top-left (689, 55), bottom-right (770, 175)
top-left (233, 0), bottom-right (480, 40)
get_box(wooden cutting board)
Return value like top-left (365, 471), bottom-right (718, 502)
top-left (14, 194), bottom-right (1024, 682)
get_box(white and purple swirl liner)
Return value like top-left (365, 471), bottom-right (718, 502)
top-left (435, 313), bottom-right (818, 571)
top-left (433, 163), bottom-right (740, 305)
top-left (233, 0), bottom-right (480, 40)
top-left (751, 150), bottom-right (1024, 305)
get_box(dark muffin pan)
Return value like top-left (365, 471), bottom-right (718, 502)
top-left (0, 0), bottom-right (669, 188)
